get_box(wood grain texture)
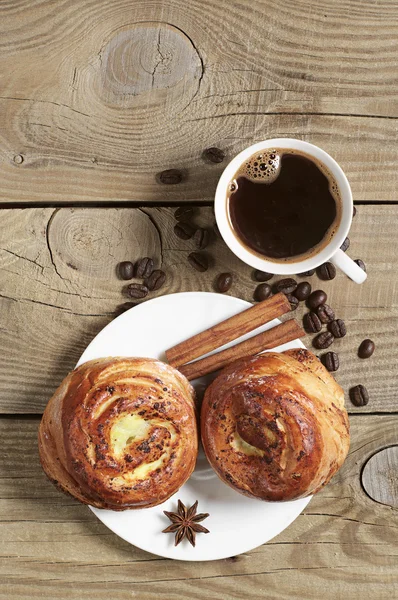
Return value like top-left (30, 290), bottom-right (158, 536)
top-left (1, 415), bottom-right (397, 599)
top-left (1, 0), bottom-right (398, 203)
top-left (362, 446), bottom-right (398, 509)
top-left (0, 205), bottom-right (396, 413)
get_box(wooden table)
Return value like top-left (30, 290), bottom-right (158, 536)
top-left (1, 1), bottom-right (397, 598)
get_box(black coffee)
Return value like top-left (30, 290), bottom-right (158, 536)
top-left (228, 149), bottom-right (341, 261)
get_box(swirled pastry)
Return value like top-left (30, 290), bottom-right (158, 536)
top-left (201, 349), bottom-right (349, 501)
top-left (39, 357), bottom-right (198, 510)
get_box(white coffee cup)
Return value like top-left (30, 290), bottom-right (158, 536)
top-left (215, 138), bottom-right (367, 284)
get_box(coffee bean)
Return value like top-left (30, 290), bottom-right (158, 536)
top-left (303, 312), bottom-right (322, 333)
top-left (353, 206), bottom-right (357, 218)
top-left (118, 261), bottom-right (134, 280)
top-left (354, 259), bottom-right (367, 272)
top-left (202, 147), bottom-right (225, 163)
top-left (313, 331), bottom-right (334, 349)
top-left (126, 283), bottom-right (149, 299)
top-left (340, 237), bottom-right (350, 252)
top-left (253, 270), bottom-right (273, 282)
top-left (349, 384), bottom-right (369, 407)
top-left (274, 278), bottom-right (297, 294)
top-left (316, 303), bottom-right (335, 324)
top-left (174, 206), bottom-right (195, 221)
top-left (286, 293), bottom-right (299, 311)
top-left (145, 269), bottom-right (166, 291)
top-left (188, 252), bottom-right (208, 272)
top-left (317, 262), bottom-right (336, 281)
top-left (135, 257), bottom-right (154, 279)
top-left (294, 281), bottom-right (311, 301)
top-left (254, 283), bottom-right (272, 302)
top-left (115, 302), bottom-right (137, 315)
top-left (157, 169), bottom-right (183, 184)
top-left (328, 319), bottom-right (347, 338)
top-left (216, 272), bottom-right (233, 293)
top-left (194, 227), bottom-right (211, 250)
top-left (321, 351), bottom-right (339, 372)
top-left (299, 269), bottom-right (315, 277)
top-left (174, 222), bottom-right (195, 240)
top-left (358, 339), bottom-right (375, 359)
top-left (307, 290), bottom-right (327, 309)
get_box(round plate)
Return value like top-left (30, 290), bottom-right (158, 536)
top-left (77, 292), bottom-right (311, 561)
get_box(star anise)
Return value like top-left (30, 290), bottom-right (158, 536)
top-left (163, 499), bottom-right (210, 547)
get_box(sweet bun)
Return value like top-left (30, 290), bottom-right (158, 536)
top-left (201, 349), bottom-right (349, 501)
top-left (39, 357), bottom-right (198, 510)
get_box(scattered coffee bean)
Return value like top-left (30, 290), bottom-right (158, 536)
top-left (157, 169), bottom-right (183, 184)
top-left (317, 262), bottom-right (336, 281)
top-left (216, 272), bottom-right (233, 293)
top-left (115, 302), bottom-right (137, 315)
top-left (254, 283), bottom-right (272, 302)
top-left (202, 147), bottom-right (225, 163)
top-left (174, 221), bottom-right (195, 240)
top-left (135, 257), bottom-right (154, 279)
top-left (286, 293), bottom-right (299, 311)
top-left (313, 331), bottom-right (334, 349)
top-left (299, 269), bottom-right (315, 277)
top-left (294, 281), bottom-right (311, 301)
top-left (358, 339), bottom-right (375, 359)
top-left (274, 278), bottom-right (297, 294)
top-left (126, 283), bottom-right (149, 299)
top-left (188, 252), bottom-right (208, 272)
top-left (174, 206), bottom-right (195, 221)
top-left (349, 384), bottom-right (369, 407)
top-left (328, 319), bottom-right (347, 338)
top-left (340, 237), bottom-right (350, 252)
top-left (253, 270), bottom-right (273, 282)
top-left (321, 351), bottom-right (339, 372)
top-left (353, 206), bottom-right (357, 218)
top-left (145, 269), bottom-right (166, 291)
top-left (303, 312), bottom-right (322, 333)
top-left (354, 258), bottom-right (367, 272)
top-left (194, 227), bottom-right (211, 250)
top-left (307, 290), bottom-right (327, 309)
top-left (316, 303), bottom-right (335, 324)
top-left (118, 261), bottom-right (135, 280)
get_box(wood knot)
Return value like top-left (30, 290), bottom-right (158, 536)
top-left (361, 446), bottom-right (398, 508)
top-left (97, 22), bottom-right (203, 108)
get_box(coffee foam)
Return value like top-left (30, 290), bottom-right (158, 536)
top-left (229, 148), bottom-right (341, 205)
top-left (242, 149), bottom-right (281, 183)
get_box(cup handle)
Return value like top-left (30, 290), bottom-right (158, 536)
top-left (330, 249), bottom-right (367, 284)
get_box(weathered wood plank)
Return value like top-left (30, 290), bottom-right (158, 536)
top-left (0, 415), bottom-right (397, 599)
top-left (1, 0), bottom-right (398, 203)
top-left (0, 205), bottom-right (396, 414)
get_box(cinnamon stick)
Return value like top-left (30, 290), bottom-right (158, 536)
top-left (178, 318), bottom-right (304, 381)
top-left (166, 293), bottom-right (291, 368)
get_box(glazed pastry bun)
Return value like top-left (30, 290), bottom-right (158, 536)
top-left (39, 357), bottom-right (198, 510)
top-left (201, 349), bottom-right (349, 502)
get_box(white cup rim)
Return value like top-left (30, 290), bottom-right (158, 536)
top-left (215, 138), bottom-right (353, 274)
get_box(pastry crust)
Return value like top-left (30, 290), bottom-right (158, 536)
top-left (201, 349), bottom-right (349, 501)
top-left (39, 357), bottom-right (198, 510)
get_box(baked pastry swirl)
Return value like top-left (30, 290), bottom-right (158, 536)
top-left (39, 357), bottom-right (198, 510)
top-left (201, 349), bottom-right (349, 501)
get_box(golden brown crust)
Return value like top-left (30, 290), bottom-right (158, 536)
top-left (38, 357), bottom-right (198, 510)
top-left (201, 349), bottom-right (349, 502)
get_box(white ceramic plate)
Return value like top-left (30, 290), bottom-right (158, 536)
top-left (77, 292), bottom-right (311, 561)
